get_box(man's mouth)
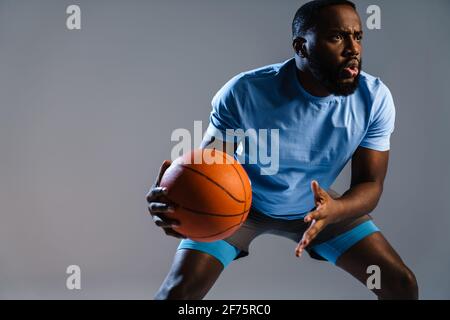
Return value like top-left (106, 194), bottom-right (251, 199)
top-left (340, 60), bottom-right (360, 79)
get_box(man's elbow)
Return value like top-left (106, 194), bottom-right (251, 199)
top-left (367, 182), bottom-right (384, 213)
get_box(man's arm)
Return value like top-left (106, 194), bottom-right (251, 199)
top-left (334, 146), bottom-right (389, 220)
top-left (200, 132), bottom-right (238, 156)
top-left (296, 146), bottom-right (390, 257)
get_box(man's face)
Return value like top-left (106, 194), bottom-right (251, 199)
top-left (306, 4), bottom-right (363, 96)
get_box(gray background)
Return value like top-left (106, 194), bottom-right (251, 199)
top-left (0, 0), bottom-right (449, 299)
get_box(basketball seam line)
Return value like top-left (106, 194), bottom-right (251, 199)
top-left (181, 205), bottom-right (248, 217)
top-left (164, 195), bottom-right (249, 217)
top-left (177, 164), bottom-right (246, 203)
top-left (230, 163), bottom-right (247, 224)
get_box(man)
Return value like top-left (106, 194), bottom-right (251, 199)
top-left (147, 0), bottom-right (418, 299)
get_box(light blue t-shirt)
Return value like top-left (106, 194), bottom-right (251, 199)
top-left (206, 57), bottom-right (395, 220)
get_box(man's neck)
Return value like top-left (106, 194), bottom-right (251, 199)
top-left (295, 65), bottom-right (331, 98)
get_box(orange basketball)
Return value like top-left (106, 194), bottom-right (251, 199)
top-left (159, 148), bottom-right (252, 242)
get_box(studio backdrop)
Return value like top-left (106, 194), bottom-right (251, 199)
top-left (0, 0), bottom-right (449, 299)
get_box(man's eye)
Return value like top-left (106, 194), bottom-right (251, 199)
top-left (331, 34), bottom-right (343, 41)
top-left (356, 34), bottom-right (363, 41)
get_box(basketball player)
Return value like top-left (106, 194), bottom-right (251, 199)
top-left (147, 0), bottom-right (418, 299)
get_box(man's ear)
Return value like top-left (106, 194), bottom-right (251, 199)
top-left (293, 37), bottom-right (308, 58)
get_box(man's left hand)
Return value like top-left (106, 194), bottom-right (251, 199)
top-left (295, 180), bottom-right (343, 258)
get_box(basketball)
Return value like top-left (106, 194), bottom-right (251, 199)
top-left (159, 148), bottom-right (252, 242)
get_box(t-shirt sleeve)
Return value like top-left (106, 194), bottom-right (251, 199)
top-left (359, 84), bottom-right (396, 151)
top-left (206, 76), bottom-right (242, 143)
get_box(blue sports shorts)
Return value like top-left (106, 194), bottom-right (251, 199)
top-left (178, 208), bottom-right (380, 268)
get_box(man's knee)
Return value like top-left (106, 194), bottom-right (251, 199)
top-left (397, 267), bottom-right (418, 298)
top-left (154, 277), bottom-right (192, 300)
top-left (154, 249), bottom-right (225, 300)
top-left (383, 265), bottom-right (418, 299)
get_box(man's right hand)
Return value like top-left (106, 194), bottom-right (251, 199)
top-left (147, 134), bottom-right (237, 239)
top-left (146, 160), bottom-right (186, 239)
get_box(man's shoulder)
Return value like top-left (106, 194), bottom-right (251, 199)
top-left (357, 71), bottom-right (395, 125)
top-left (221, 59), bottom-right (292, 93)
top-left (358, 70), bottom-right (392, 98)
top-left (238, 59), bottom-right (290, 81)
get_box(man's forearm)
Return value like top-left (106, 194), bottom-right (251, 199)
top-left (334, 182), bottom-right (383, 221)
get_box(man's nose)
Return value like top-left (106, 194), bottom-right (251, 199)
top-left (344, 37), bottom-right (360, 57)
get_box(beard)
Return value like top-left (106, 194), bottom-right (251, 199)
top-left (308, 54), bottom-right (362, 96)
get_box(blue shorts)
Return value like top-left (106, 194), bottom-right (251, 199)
top-left (177, 208), bottom-right (380, 268)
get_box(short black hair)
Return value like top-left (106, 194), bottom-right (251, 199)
top-left (292, 0), bottom-right (356, 39)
